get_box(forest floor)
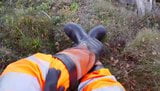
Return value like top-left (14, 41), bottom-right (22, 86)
top-left (0, 0), bottom-right (160, 90)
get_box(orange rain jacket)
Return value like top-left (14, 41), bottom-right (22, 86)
top-left (0, 53), bottom-right (125, 91)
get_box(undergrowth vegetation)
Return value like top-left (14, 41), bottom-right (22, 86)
top-left (0, 0), bottom-right (160, 90)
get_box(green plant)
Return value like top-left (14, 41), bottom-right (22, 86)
top-left (70, 2), bottom-right (79, 12)
top-left (36, 2), bottom-right (50, 12)
top-left (52, 16), bottom-right (64, 25)
top-left (19, 37), bottom-right (42, 51)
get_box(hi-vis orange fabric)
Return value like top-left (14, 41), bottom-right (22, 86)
top-left (0, 52), bottom-right (125, 91)
top-left (58, 45), bottom-right (95, 79)
top-left (0, 53), bottom-right (70, 91)
top-left (78, 68), bottom-right (125, 91)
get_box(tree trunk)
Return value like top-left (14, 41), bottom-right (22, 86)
top-left (136, 0), bottom-right (156, 16)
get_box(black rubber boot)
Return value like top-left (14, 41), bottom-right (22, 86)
top-left (64, 22), bottom-right (106, 57)
top-left (88, 25), bottom-right (107, 41)
top-left (64, 23), bottom-right (88, 44)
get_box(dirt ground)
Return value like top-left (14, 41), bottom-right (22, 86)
top-left (0, 0), bottom-right (160, 90)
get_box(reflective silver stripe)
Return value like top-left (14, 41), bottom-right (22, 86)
top-left (78, 76), bottom-right (117, 91)
top-left (0, 72), bottom-right (41, 91)
top-left (26, 56), bottom-right (50, 80)
top-left (93, 86), bottom-right (125, 91)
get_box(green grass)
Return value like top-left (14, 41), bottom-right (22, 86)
top-left (70, 2), bottom-right (79, 12)
top-left (0, 0), bottom-right (72, 71)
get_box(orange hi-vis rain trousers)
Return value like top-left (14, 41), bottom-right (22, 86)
top-left (78, 68), bottom-right (125, 91)
top-left (0, 53), bottom-right (125, 91)
top-left (0, 53), bottom-right (71, 91)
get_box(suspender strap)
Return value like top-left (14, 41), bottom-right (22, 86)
top-left (54, 54), bottom-right (77, 89)
top-left (44, 68), bottom-right (61, 91)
